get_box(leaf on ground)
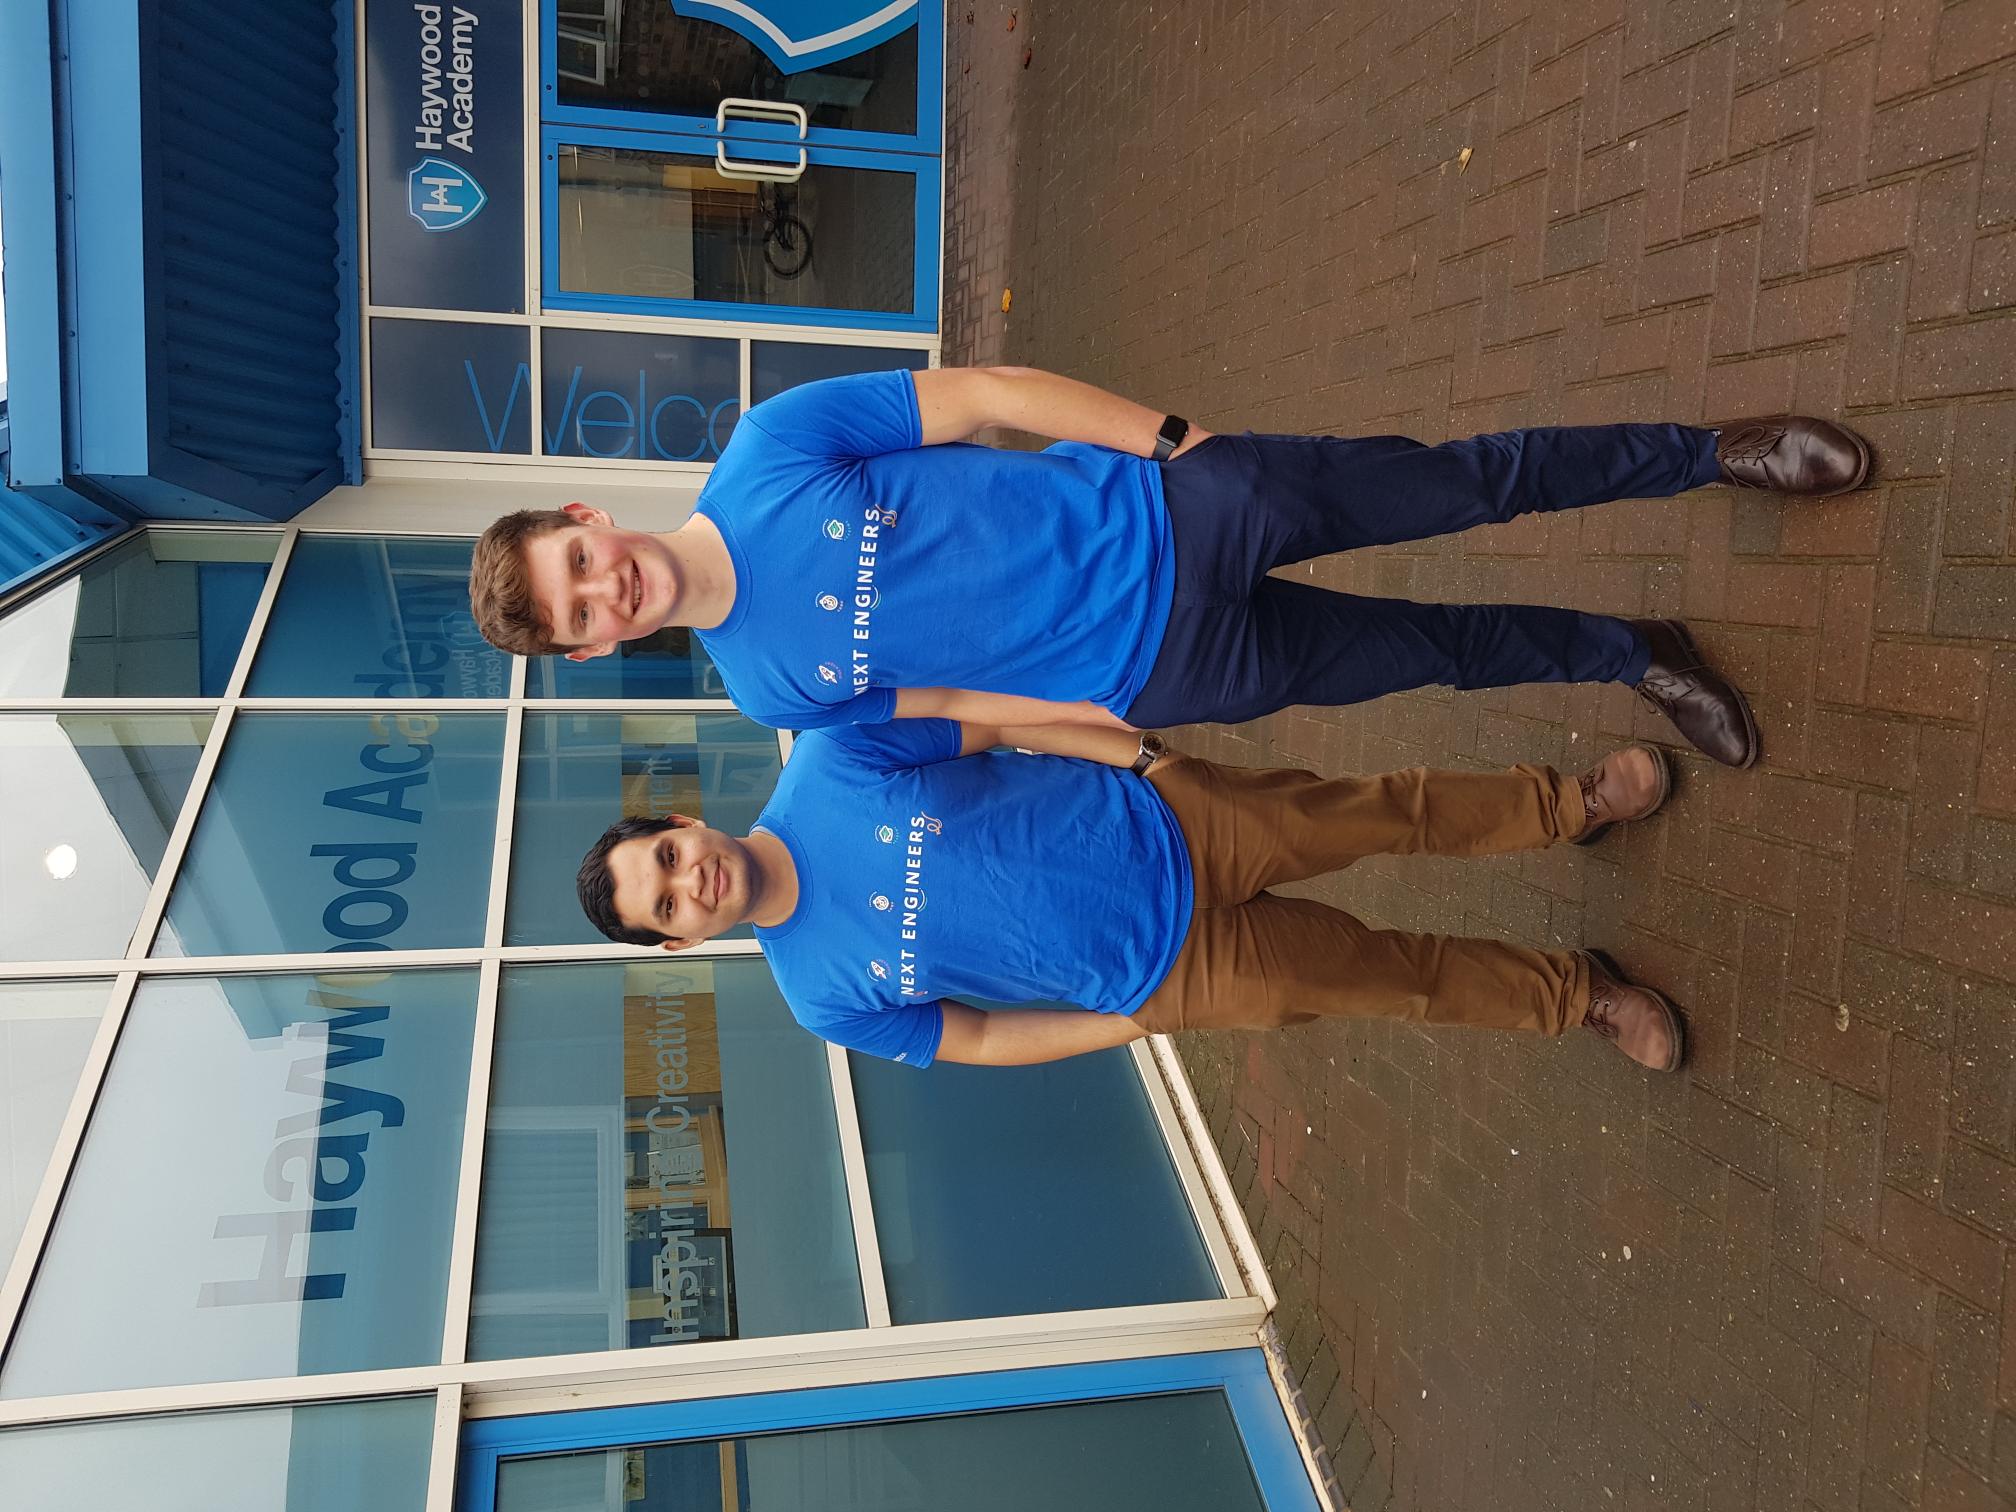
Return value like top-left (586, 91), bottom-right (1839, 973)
top-left (1457, 145), bottom-right (1473, 172)
top-left (1001, 288), bottom-right (1013, 313)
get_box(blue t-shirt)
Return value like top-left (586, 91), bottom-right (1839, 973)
top-left (692, 369), bottom-right (1175, 728)
top-left (753, 719), bottom-right (1195, 1067)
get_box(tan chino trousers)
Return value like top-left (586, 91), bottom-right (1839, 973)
top-left (1134, 756), bottom-right (1594, 1037)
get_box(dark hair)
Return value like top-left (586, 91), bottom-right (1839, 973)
top-left (470, 508), bottom-right (576, 655)
top-left (577, 816), bottom-right (684, 945)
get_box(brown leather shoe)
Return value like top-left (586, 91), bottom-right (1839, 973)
top-left (1627, 618), bottom-right (1760, 769)
top-left (1713, 415), bottom-right (1870, 494)
top-left (1572, 745), bottom-right (1671, 847)
top-left (1579, 951), bottom-right (1684, 1073)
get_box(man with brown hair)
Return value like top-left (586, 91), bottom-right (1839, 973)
top-left (470, 365), bottom-right (1869, 767)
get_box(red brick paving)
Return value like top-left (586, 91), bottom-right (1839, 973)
top-left (943, 3), bottom-right (2016, 1508)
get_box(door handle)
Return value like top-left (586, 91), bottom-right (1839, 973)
top-left (714, 97), bottom-right (808, 182)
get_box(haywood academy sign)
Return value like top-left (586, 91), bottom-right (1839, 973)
top-left (366, 0), bottom-right (523, 311)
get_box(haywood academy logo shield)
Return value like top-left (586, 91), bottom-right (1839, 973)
top-left (407, 157), bottom-right (487, 231)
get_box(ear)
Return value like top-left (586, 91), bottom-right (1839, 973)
top-left (664, 813), bottom-right (701, 830)
top-left (562, 501), bottom-right (615, 528)
top-left (565, 642), bottom-right (617, 662)
top-left (660, 937), bottom-right (696, 953)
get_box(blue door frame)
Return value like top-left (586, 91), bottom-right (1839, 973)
top-left (541, 124), bottom-right (941, 331)
top-left (539, 0), bottom-right (945, 156)
top-left (456, 1349), bottom-right (1319, 1512)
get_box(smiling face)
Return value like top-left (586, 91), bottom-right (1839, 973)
top-left (521, 504), bottom-right (682, 660)
top-left (605, 819), bottom-right (757, 949)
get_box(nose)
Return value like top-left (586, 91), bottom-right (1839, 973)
top-left (590, 559), bottom-right (626, 607)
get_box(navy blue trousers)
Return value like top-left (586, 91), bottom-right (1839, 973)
top-left (1123, 424), bottom-right (1723, 728)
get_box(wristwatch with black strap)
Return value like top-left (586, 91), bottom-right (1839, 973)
top-left (1130, 731), bottom-right (1168, 776)
top-left (1150, 414), bottom-right (1190, 463)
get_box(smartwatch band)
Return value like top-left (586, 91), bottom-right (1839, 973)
top-left (1151, 414), bottom-right (1190, 462)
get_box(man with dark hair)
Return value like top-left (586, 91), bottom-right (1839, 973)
top-left (575, 719), bottom-right (1686, 1072)
top-left (473, 366), bottom-right (1869, 768)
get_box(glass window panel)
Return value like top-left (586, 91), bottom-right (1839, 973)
top-left (0, 1396), bottom-right (434, 1512)
top-left (1, 971), bottom-right (477, 1396)
top-left (0, 979), bottom-right (114, 1275)
top-left (850, 1048), bottom-right (1222, 1321)
top-left (525, 624), bottom-right (727, 700)
top-left (494, 1393), bottom-right (1265, 1512)
top-left (751, 341), bottom-right (927, 404)
top-left (467, 957), bottom-right (862, 1361)
top-left (0, 529), bottom-right (276, 698)
top-left (0, 713), bottom-right (213, 960)
top-left (157, 713), bottom-right (504, 957)
top-left (506, 712), bottom-right (780, 946)
top-left (555, 145), bottom-right (915, 316)
top-left (246, 536), bottom-right (512, 699)
top-left (540, 327), bottom-right (740, 460)
top-left (369, 318), bottom-right (533, 455)
top-left (554, 14), bottom-right (919, 136)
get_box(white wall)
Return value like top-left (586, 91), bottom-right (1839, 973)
top-left (293, 471), bottom-right (702, 536)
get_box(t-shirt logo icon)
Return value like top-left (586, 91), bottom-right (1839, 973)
top-left (870, 893), bottom-right (892, 912)
top-left (875, 824), bottom-right (894, 843)
top-left (817, 663), bottom-right (840, 685)
top-left (915, 813), bottom-right (943, 835)
top-left (876, 507), bottom-right (899, 528)
top-left (816, 592), bottom-right (840, 611)
top-left (868, 959), bottom-right (890, 981)
top-left (822, 518), bottom-right (847, 541)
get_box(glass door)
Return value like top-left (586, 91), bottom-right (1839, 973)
top-left (537, 2), bottom-right (942, 331)
top-left (457, 1352), bottom-right (1321, 1512)
top-left (542, 127), bottom-right (938, 330)
top-left (543, 0), bottom-right (943, 154)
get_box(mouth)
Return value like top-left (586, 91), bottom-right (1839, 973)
top-left (630, 560), bottom-right (642, 617)
top-left (712, 858), bottom-right (725, 907)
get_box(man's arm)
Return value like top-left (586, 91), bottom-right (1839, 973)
top-left (933, 1001), bottom-right (1148, 1066)
top-left (954, 718), bottom-right (1164, 768)
top-left (912, 366), bottom-right (1216, 457)
top-left (893, 687), bottom-right (1135, 731)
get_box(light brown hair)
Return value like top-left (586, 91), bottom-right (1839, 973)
top-left (469, 508), bottom-right (576, 655)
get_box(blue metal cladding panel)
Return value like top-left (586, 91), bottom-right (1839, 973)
top-left (145, 0), bottom-right (351, 512)
top-left (0, 402), bottom-right (121, 597)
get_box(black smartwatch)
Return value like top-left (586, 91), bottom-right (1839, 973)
top-left (1130, 732), bottom-right (1168, 775)
top-left (1150, 414), bottom-right (1190, 462)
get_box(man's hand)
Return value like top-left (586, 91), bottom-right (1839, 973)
top-left (934, 1001), bottom-right (1149, 1065)
top-left (912, 366), bottom-right (1216, 458)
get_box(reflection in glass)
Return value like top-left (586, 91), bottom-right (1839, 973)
top-left (851, 1049), bottom-right (1221, 1321)
top-left (0, 530), bottom-right (275, 698)
top-left (0, 714), bottom-right (213, 960)
top-left (0, 980), bottom-right (113, 1276)
top-left (525, 624), bottom-right (727, 700)
top-left (0, 1396), bottom-right (434, 1511)
top-left (506, 713), bottom-right (780, 946)
top-left (554, 11), bottom-right (919, 137)
top-left (751, 340), bottom-right (927, 404)
top-left (0, 972), bottom-right (476, 1396)
top-left (158, 713), bottom-right (504, 957)
top-left (468, 957), bottom-right (861, 1361)
top-left (247, 536), bottom-right (512, 699)
top-left (495, 1393), bottom-right (1266, 1512)
top-left (555, 146), bottom-right (914, 315)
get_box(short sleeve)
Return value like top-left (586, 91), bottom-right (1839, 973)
top-left (741, 370), bottom-right (922, 460)
top-left (805, 999), bottom-right (945, 1068)
top-left (819, 716), bottom-right (962, 769)
top-left (770, 686), bottom-right (899, 730)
